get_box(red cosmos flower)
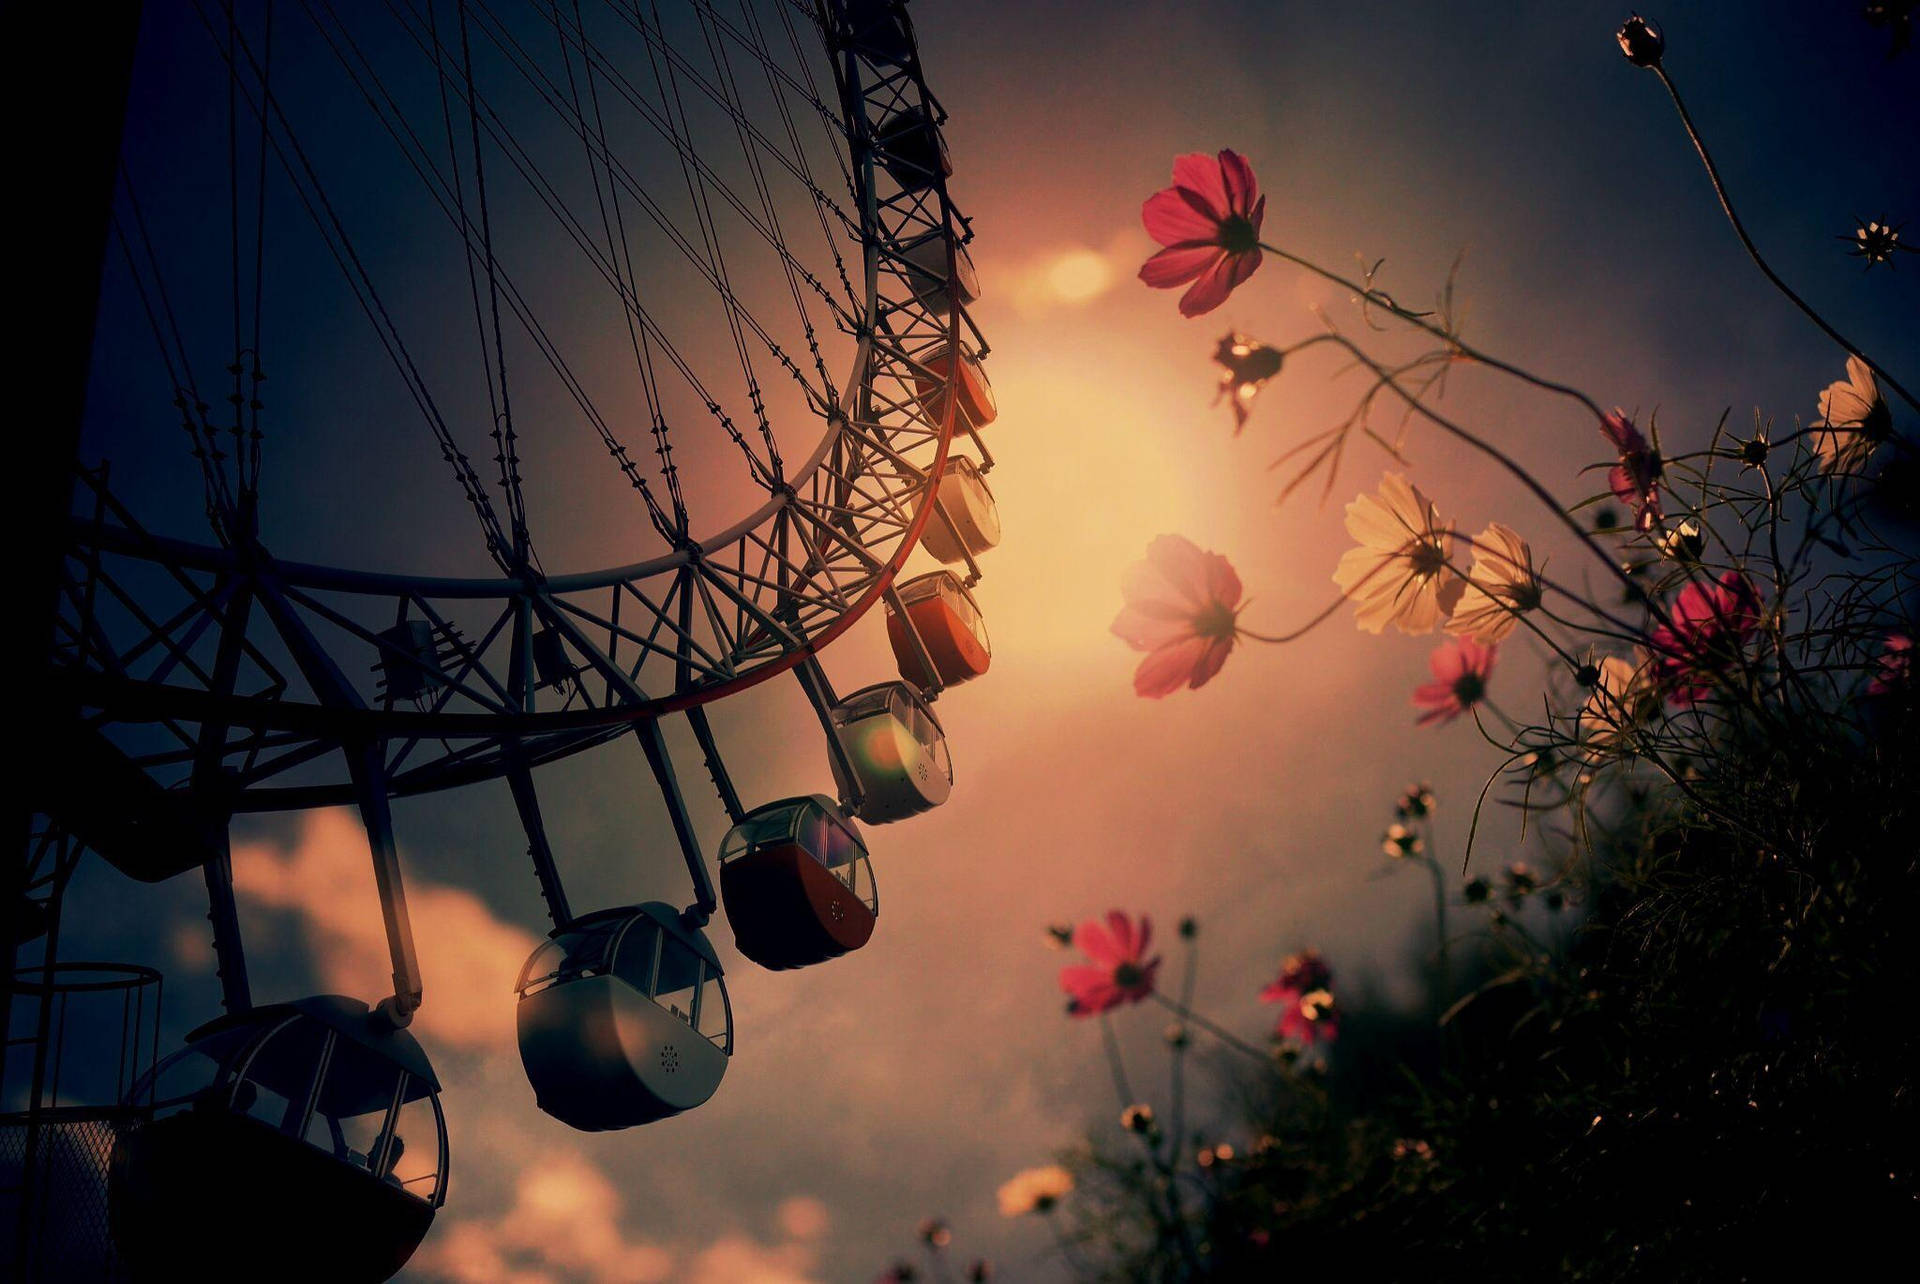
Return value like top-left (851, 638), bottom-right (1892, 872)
top-left (1600, 409), bottom-right (1664, 532)
top-left (1139, 150), bottom-right (1266, 317)
top-left (1258, 949), bottom-right (1332, 1001)
top-left (1111, 535), bottom-right (1244, 698)
top-left (1059, 912), bottom-right (1161, 1018)
top-left (1868, 633), bottom-right (1911, 697)
top-left (1261, 951), bottom-right (1339, 1045)
top-left (1412, 638), bottom-right (1497, 726)
top-left (1647, 572), bottom-right (1762, 704)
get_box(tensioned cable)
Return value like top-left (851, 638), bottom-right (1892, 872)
top-left (447, 0), bottom-right (830, 467)
top-left (388, 0), bottom-right (783, 500)
top-left (538, 0), bottom-right (859, 321)
top-left (318, 0), bottom-right (681, 541)
top-left (553, 0), bottom-right (686, 534)
top-left (111, 187), bottom-right (232, 534)
top-left (693, 0), bottom-right (832, 464)
top-left (739, 0), bottom-right (861, 324)
top-left (453, 0), bottom-right (532, 563)
top-left (638, 0), bottom-right (786, 484)
top-left (194, 0), bottom-right (513, 567)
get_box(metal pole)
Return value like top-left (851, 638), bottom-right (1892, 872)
top-left (12, 3), bottom-right (146, 1163)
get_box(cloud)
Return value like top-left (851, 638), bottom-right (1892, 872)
top-left (409, 1149), bottom-right (824, 1284)
top-left (230, 807), bottom-right (540, 1052)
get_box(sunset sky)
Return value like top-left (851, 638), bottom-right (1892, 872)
top-left (52, 2), bottom-right (1917, 1280)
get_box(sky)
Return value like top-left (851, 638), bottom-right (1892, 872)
top-left (32, 1), bottom-right (1920, 1281)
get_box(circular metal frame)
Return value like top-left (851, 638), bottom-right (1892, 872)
top-left (50, 1), bottom-right (988, 810)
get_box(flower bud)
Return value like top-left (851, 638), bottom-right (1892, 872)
top-left (1616, 14), bottom-right (1664, 67)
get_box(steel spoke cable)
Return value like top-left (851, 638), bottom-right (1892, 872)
top-left (437, 0), bottom-right (824, 482)
top-left (110, 190), bottom-right (233, 532)
top-left (553, 0), bottom-right (686, 533)
top-left (246, 0), bottom-right (275, 498)
top-left (537, 0), bottom-right (860, 311)
top-left (452, 0), bottom-right (533, 563)
top-left (193, 0), bottom-right (513, 566)
top-left (316, 0), bottom-right (681, 540)
top-left (395, 0), bottom-right (782, 512)
top-left (591, 0), bottom-right (860, 233)
top-left (424, 0), bottom-right (505, 508)
top-left (696, 0), bottom-right (834, 459)
top-left (686, 0), bottom-right (794, 478)
top-left (636, 0), bottom-right (783, 485)
top-left (740, 0), bottom-right (861, 322)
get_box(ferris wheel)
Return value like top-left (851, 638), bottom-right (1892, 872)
top-left (7, 1), bottom-right (997, 1279)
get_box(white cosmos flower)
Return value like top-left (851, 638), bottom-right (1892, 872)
top-left (1446, 521), bottom-right (1542, 644)
top-left (1332, 473), bottom-right (1465, 635)
top-left (1810, 355), bottom-right (1891, 473)
top-left (1578, 652), bottom-right (1656, 757)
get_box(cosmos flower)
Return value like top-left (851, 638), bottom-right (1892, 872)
top-left (1578, 652), bottom-right (1657, 753)
top-left (1811, 356), bottom-right (1893, 473)
top-left (1413, 637), bottom-right (1497, 726)
top-left (1111, 535), bottom-right (1245, 697)
top-left (1260, 949), bottom-right (1333, 998)
top-left (1212, 332), bottom-right (1284, 433)
top-left (1647, 572), bottom-right (1763, 704)
top-left (1600, 410), bottom-right (1664, 532)
top-left (1381, 823), bottom-right (1424, 859)
top-left (1396, 782), bottom-right (1436, 819)
top-left (1331, 473), bottom-right (1467, 634)
top-left (1269, 986), bottom-right (1340, 1046)
top-left (1868, 633), bottom-right (1911, 696)
top-left (1842, 219), bottom-right (1911, 270)
top-left (1139, 150), bottom-right (1266, 317)
top-left (1447, 522), bottom-right (1543, 644)
top-left (1120, 1103), bottom-right (1156, 1134)
top-left (1502, 862), bottom-right (1539, 903)
top-left (1058, 911), bottom-right (1161, 1017)
top-left (996, 1165), bottom-right (1075, 1217)
top-left (1657, 519), bottom-right (1705, 562)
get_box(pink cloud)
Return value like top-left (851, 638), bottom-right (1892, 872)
top-left (230, 807), bottom-right (539, 1053)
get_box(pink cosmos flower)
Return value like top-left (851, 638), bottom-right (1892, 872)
top-left (1139, 150), bottom-right (1266, 317)
top-left (1261, 951), bottom-right (1339, 1045)
top-left (1868, 633), bottom-right (1911, 696)
top-left (1647, 572), bottom-right (1762, 704)
top-left (1600, 409), bottom-right (1663, 532)
top-left (1059, 911), bottom-right (1161, 1018)
top-left (1412, 637), bottom-right (1497, 726)
top-left (1259, 950), bottom-right (1332, 1001)
top-left (1111, 535), bottom-right (1244, 698)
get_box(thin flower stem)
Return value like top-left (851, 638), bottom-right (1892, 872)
top-left (1098, 1013), bottom-right (1134, 1109)
top-left (1651, 67), bottom-right (1916, 415)
top-left (1042, 1211), bottom-right (1092, 1274)
top-left (1423, 849), bottom-right (1453, 1012)
top-left (1147, 992), bottom-right (1274, 1065)
top-left (1258, 242), bottom-right (1611, 422)
top-left (1324, 333), bottom-right (1652, 607)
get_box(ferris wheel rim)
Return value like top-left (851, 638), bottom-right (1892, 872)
top-left (56, 0), bottom-right (986, 804)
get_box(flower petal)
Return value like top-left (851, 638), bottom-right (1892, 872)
top-left (1178, 248), bottom-right (1261, 317)
top-left (1169, 152), bottom-right (1230, 220)
top-left (1141, 187), bottom-right (1222, 247)
top-left (1111, 602), bottom-right (1197, 652)
top-left (1139, 242), bottom-right (1220, 290)
top-left (1217, 149), bottom-right (1258, 214)
top-left (1074, 918), bottom-right (1121, 968)
top-left (1187, 637), bottom-right (1234, 689)
top-left (1133, 635), bottom-right (1213, 698)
